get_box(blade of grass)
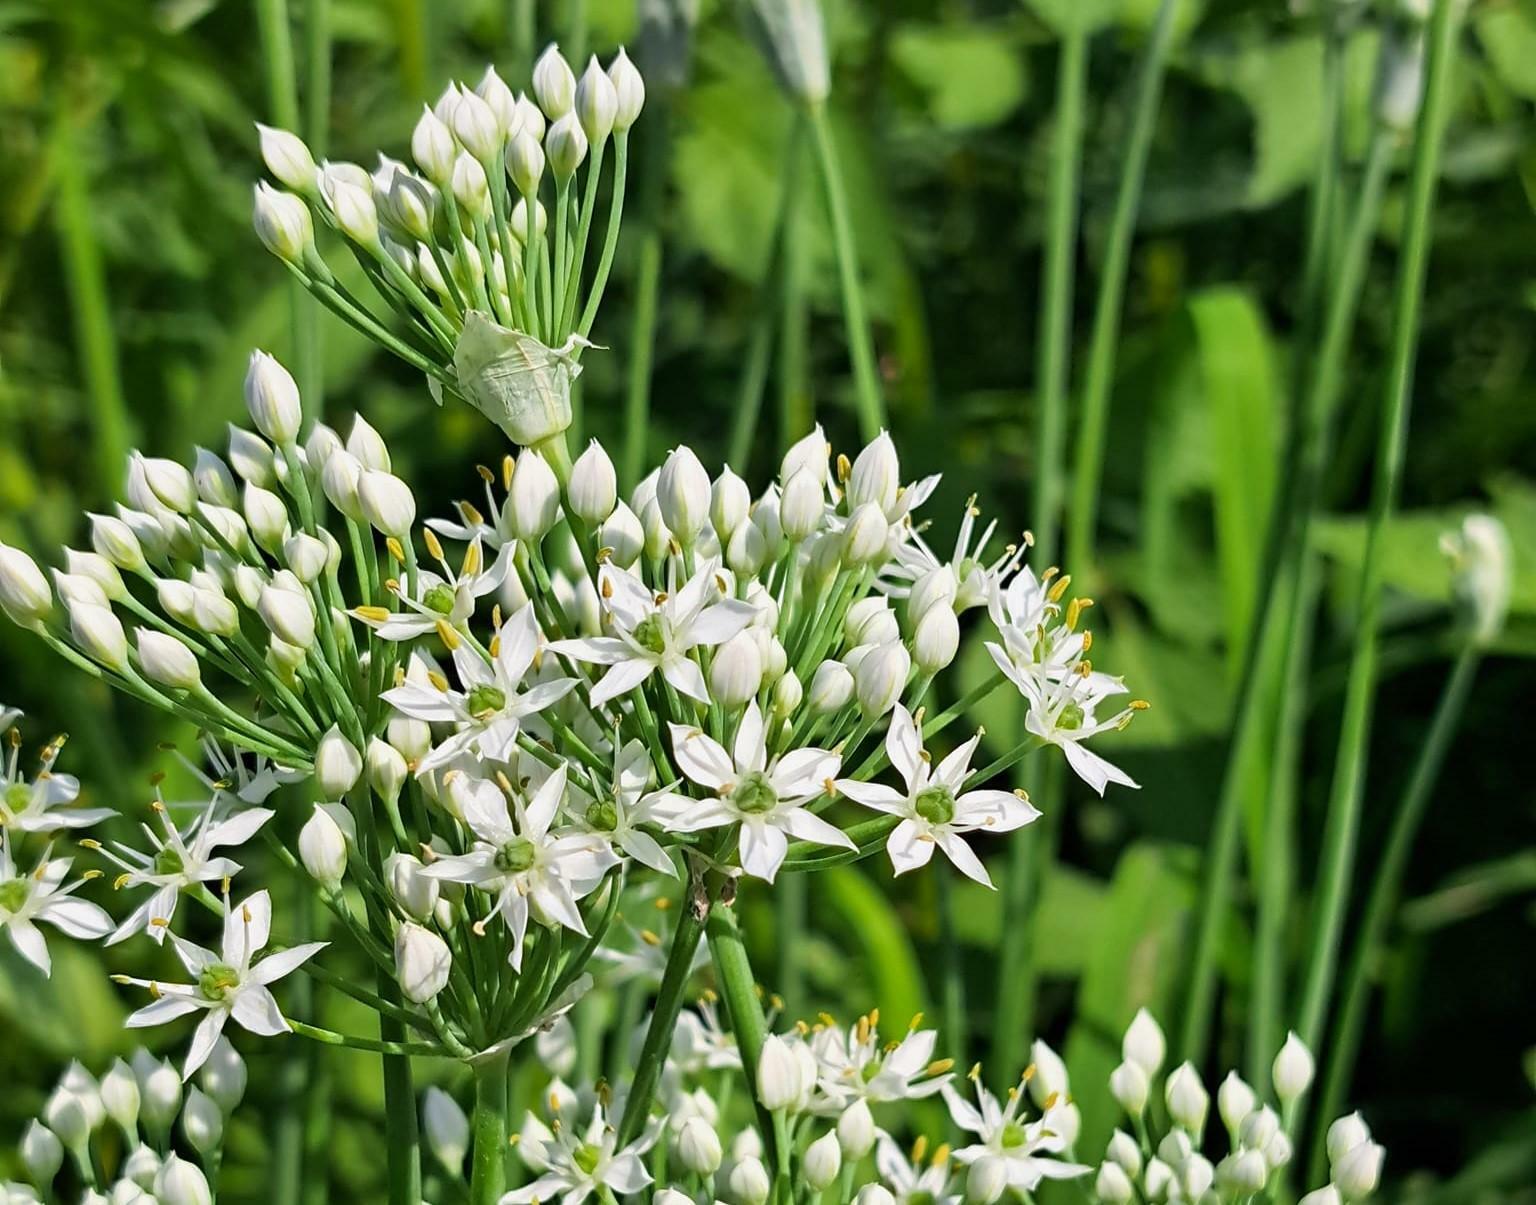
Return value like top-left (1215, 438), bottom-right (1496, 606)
top-left (622, 103), bottom-right (671, 488)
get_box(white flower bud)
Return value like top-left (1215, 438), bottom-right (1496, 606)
top-left (726, 520), bottom-right (768, 577)
top-left (1106, 1130), bottom-right (1141, 1176)
top-left (243, 483), bottom-right (290, 552)
top-left (155, 1153), bottom-right (212, 1205)
top-left (571, 57), bottom-right (617, 147)
top-left (748, 0), bottom-right (829, 102)
top-left (476, 65), bottom-right (519, 132)
top-left (258, 583), bottom-right (315, 649)
top-left (191, 587), bottom-right (239, 638)
top-left (1165, 1061), bottom-right (1209, 1133)
top-left (412, 105), bottom-right (457, 185)
top-left (1217, 1070), bottom-right (1256, 1134)
top-left (315, 725), bottom-right (363, 798)
top-left (199, 1040), bottom-right (245, 1114)
top-left (228, 426), bottom-right (276, 487)
top-left (597, 501), bottom-right (643, 568)
top-left (181, 1087), bottom-right (223, 1155)
top-left (508, 449), bottom-right (561, 541)
top-left (69, 602), bottom-right (128, 670)
top-left (43, 1090), bottom-right (89, 1150)
top-left (570, 440), bottom-right (617, 524)
top-left (729, 1155), bottom-right (770, 1205)
top-left (842, 502), bottom-right (890, 567)
top-left (53, 570), bottom-right (109, 610)
top-left (422, 1086), bottom-right (469, 1171)
top-left (284, 532), bottom-right (329, 584)
top-left (386, 852), bottom-right (440, 922)
top-left (779, 467), bottom-right (824, 542)
top-left (908, 566), bottom-right (958, 626)
top-left (340, 414), bottom-right (388, 472)
top-left (324, 175), bottom-right (381, 248)
top-left (656, 446), bottom-right (710, 543)
top-left (191, 450), bottom-right (239, 513)
top-left (857, 1189), bottom-right (896, 1205)
top-left (1264, 1130), bottom-right (1293, 1170)
top-left (362, 739), bottom-right (406, 807)
top-left (1272, 1031), bottom-right (1315, 1103)
top-left (140, 1062), bottom-right (182, 1131)
top-left (257, 124), bottom-right (317, 192)
top-left (781, 424), bottom-right (828, 486)
top-left (964, 1155), bottom-right (1007, 1205)
top-left (358, 470), bottom-right (416, 538)
top-left (139, 456), bottom-right (195, 514)
top-left (136, 629), bottom-right (201, 690)
top-left (315, 449), bottom-right (362, 523)
top-left (854, 641), bottom-right (909, 717)
top-left (655, 1192), bottom-right (692, 1205)
top-left (1220, 1149), bottom-right (1268, 1194)
top-left (709, 630), bottom-right (764, 709)
top-left (395, 921), bottom-right (452, 1004)
top-left (298, 803), bottom-right (349, 887)
top-left (1028, 1039), bottom-right (1070, 1107)
top-left (1109, 1060), bottom-right (1149, 1116)
top-left (608, 48), bottom-right (646, 133)
top-left (807, 660), bottom-right (854, 715)
top-left (506, 128), bottom-right (545, 195)
top-left (1181, 1153), bottom-right (1215, 1199)
top-left (913, 603), bottom-right (960, 672)
top-left (802, 1130), bottom-right (840, 1190)
top-left (1095, 1162), bottom-right (1134, 1205)
top-left (1443, 513), bottom-right (1511, 646)
top-left (1142, 1157), bottom-right (1174, 1200)
top-left (67, 552), bottom-right (127, 604)
top-left (1334, 1142), bottom-right (1384, 1197)
top-left (450, 87), bottom-right (502, 162)
top-left (772, 668), bottom-right (801, 715)
top-left (848, 432), bottom-right (900, 515)
top-left (533, 44), bottom-right (576, 118)
top-left (243, 350), bottom-right (303, 445)
top-left (252, 182), bottom-right (315, 264)
top-left (0, 543), bottom-right (53, 627)
top-left (450, 151), bottom-right (491, 222)
top-left (21, 1119), bottom-right (63, 1184)
top-left (843, 597), bottom-right (894, 646)
top-left (677, 1117), bottom-right (722, 1174)
top-left (756, 1035), bottom-right (804, 1112)
top-left (706, 469), bottom-right (750, 542)
top-left (1299, 1188), bottom-right (1343, 1205)
top-left (1327, 1113), bottom-right (1372, 1165)
top-left (1123, 1008), bottom-right (1166, 1074)
top-left (836, 1099), bottom-right (874, 1159)
top-left (545, 112), bottom-right (588, 180)
top-left (1239, 1105), bottom-right (1279, 1151)
top-left (101, 1060), bottom-right (141, 1134)
top-left (89, 514), bottom-right (147, 573)
top-left (121, 1143), bottom-right (160, 1189)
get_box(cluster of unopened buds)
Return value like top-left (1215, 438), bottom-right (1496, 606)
top-left (5, 1042), bottom-right (245, 1205)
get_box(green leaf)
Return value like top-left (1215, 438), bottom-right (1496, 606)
top-left (0, 939), bottom-right (127, 1062)
top-left (818, 866), bottom-right (928, 1027)
top-left (948, 863), bottom-right (1107, 976)
top-left (888, 24), bottom-right (1027, 131)
top-left (1025, 0), bottom-right (1122, 38)
top-left (1476, 4), bottom-right (1536, 100)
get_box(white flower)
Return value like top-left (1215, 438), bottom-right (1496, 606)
top-left (837, 706), bottom-right (1038, 886)
top-left (383, 602), bottom-right (577, 775)
top-left (1, 738), bottom-right (113, 833)
top-left (100, 803), bottom-right (274, 945)
top-left (657, 702), bottom-right (852, 882)
top-left (943, 1078), bottom-right (1089, 1191)
top-left (550, 561), bottom-right (757, 707)
top-left (422, 763), bottom-right (618, 969)
top-left (1011, 668), bottom-right (1139, 796)
top-left (118, 889), bottom-right (326, 1079)
top-left (874, 1132), bottom-right (960, 1205)
top-left (0, 841), bottom-right (112, 975)
top-left (885, 497), bottom-right (1018, 611)
top-left (567, 740), bottom-right (682, 877)
top-left (1272, 1031), bottom-right (1315, 1102)
top-left (666, 1001), bottom-right (741, 1073)
top-left (502, 1099), bottom-right (656, 1205)
top-left (810, 1014), bottom-right (952, 1106)
top-left (354, 537), bottom-right (515, 641)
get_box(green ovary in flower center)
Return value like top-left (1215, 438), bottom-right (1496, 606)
top-left (3, 782), bottom-right (30, 817)
top-left (860, 1059), bottom-right (883, 1083)
top-left (467, 684), bottom-right (507, 717)
top-left (586, 800), bottom-right (619, 832)
top-left (572, 1142), bottom-right (602, 1175)
top-left (153, 846), bottom-right (185, 877)
top-left (631, 615), bottom-right (667, 655)
top-left (1000, 1121), bottom-right (1030, 1149)
top-left (731, 772), bottom-right (779, 816)
top-left (423, 583), bottom-right (457, 615)
top-left (908, 1193), bottom-right (937, 1205)
top-left (495, 836), bottom-right (536, 873)
top-left (1056, 702), bottom-right (1085, 731)
top-left (914, 785), bottom-right (956, 826)
top-left (0, 878), bottom-right (30, 915)
top-left (198, 962), bottom-right (241, 1001)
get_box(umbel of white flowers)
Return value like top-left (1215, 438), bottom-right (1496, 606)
top-left (252, 45), bottom-right (645, 445)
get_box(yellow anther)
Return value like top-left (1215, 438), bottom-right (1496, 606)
top-left (461, 541), bottom-right (482, 577)
top-left (911, 1135), bottom-right (928, 1164)
top-left (640, 929), bottom-right (661, 946)
top-left (1047, 574), bottom-right (1072, 603)
top-left (354, 605), bottom-right (391, 623)
top-left (423, 528), bottom-right (444, 562)
top-left (476, 465), bottom-right (495, 484)
top-left (427, 670), bottom-right (450, 692)
top-left (502, 455), bottom-right (514, 491)
top-left (461, 501), bottom-right (486, 526)
top-left (386, 537), bottom-right (406, 564)
top-left (436, 620), bottom-right (461, 650)
top-left (927, 1058), bottom-right (954, 1077)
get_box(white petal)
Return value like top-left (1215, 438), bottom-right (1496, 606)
top-left (887, 704), bottom-right (923, 789)
top-left (887, 818), bottom-right (935, 876)
top-left (668, 725), bottom-right (734, 792)
top-left (250, 941), bottom-right (327, 986)
top-left (589, 658), bottom-right (655, 708)
top-left (126, 994), bottom-right (203, 1028)
top-left (835, 779), bottom-right (907, 815)
top-left (684, 599), bottom-right (758, 648)
top-left (38, 895), bottom-right (113, 939)
top-left (231, 984), bottom-right (290, 1036)
top-left (936, 832), bottom-right (993, 887)
top-left (6, 919), bottom-right (51, 975)
top-left (183, 1009), bottom-right (229, 1079)
top-left (547, 636), bottom-right (633, 666)
top-left (661, 655), bottom-right (710, 704)
top-left (738, 821), bottom-right (789, 882)
top-left (777, 808), bottom-right (856, 851)
top-left (732, 701), bottom-right (766, 774)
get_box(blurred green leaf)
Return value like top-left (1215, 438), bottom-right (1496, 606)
top-left (1476, 5), bottom-right (1536, 101)
top-left (819, 866), bottom-right (928, 1027)
top-left (0, 939), bottom-right (126, 1062)
top-left (888, 24), bottom-right (1027, 131)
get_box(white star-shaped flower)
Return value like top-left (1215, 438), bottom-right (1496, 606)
top-left (352, 535), bottom-right (515, 642)
top-left (874, 1132), bottom-right (960, 1205)
top-left (655, 702), bottom-right (852, 882)
top-left (504, 1099), bottom-right (658, 1205)
top-left (548, 560), bottom-right (757, 707)
top-left (565, 739), bottom-right (684, 878)
top-left (943, 1077), bottom-right (1088, 1191)
top-left (810, 1015), bottom-right (952, 1107)
top-left (0, 839), bottom-right (112, 976)
top-left (1, 736), bottom-right (114, 834)
top-left (118, 889), bottom-right (326, 1078)
top-left (836, 705), bottom-right (1038, 887)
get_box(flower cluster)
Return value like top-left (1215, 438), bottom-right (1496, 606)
top-left (7, 1043), bottom-right (245, 1205)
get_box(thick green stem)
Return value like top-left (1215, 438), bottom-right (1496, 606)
top-left (1066, 0), bottom-right (1180, 577)
top-left (706, 899), bottom-right (784, 1172)
top-left (622, 119), bottom-right (667, 487)
top-left (470, 1050), bottom-right (510, 1205)
top-left (808, 102), bottom-right (886, 441)
top-left (1296, 0), bottom-right (1461, 1064)
top-left (618, 883), bottom-right (710, 1145)
top-left (1308, 644), bottom-right (1479, 1184)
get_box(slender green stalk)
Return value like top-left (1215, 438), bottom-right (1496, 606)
top-left (469, 1050), bottom-right (510, 1205)
top-left (1309, 644), bottom-right (1480, 1183)
top-left (935, 872), bottom-right (967, 1065)
top-left (508, 0), bottom-right (534, 81)
top-left (994, 25), bottom-right (1088, 1078)
top-left (1180, 130), bottom-right (1396, 1065)
top-left (807, 103), bottom-right (885, 440)
top-left (622, 114), bottom-right (668, 487)
top-left (779, 124), bottom-right (812, 452)
top-left (618, 887), bottom-right (710, 1145)
top-left (706, 899), bottom-right (784, 1172)
top-left (776, 872), bottom-right (806, 1011)
top-left (1065, 0), bottom-right (1180, 578)
top-left (1296, 0), bottom-right (1462, 1058)
top-left (299, 0), bottom-right (330, 416)
top-left (52, 110), bottom-right (131, 502)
